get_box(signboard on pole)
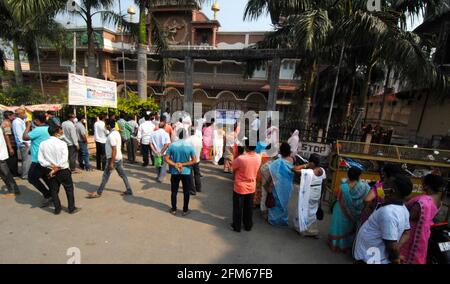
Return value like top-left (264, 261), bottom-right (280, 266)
top-left (68, 73), bottom-right (117, 108)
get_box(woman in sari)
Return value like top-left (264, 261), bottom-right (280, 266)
top-left (288, 129), bottom-right (300, 155)
top-left (223, 123), bottom-right (237, 173)
top-left (254, 142), bottom-right (271, 210)
top-left (264, 143), bottom-right (295, 226)
top-left (202, 122), bottom-right (213, 160)
top-left (401, 174), bottom-right (444, 264)
top-left (328, 167), bottom-right (370, 253)
top-left (360, 164), bottom-right (401, 225)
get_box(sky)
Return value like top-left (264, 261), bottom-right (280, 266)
top-left (58, 0), bottom-right (274, 32)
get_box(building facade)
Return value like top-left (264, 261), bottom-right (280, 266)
top-left (22, 3), bottom-right (300, 119)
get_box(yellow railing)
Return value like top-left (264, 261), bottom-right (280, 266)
top-left (336, 140), bottom-right (450, 168)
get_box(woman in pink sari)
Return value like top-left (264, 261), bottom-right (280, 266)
top-left (400, 174), bottom-right (444, 264)
top-left (202, 122), bottom-right (213, 160)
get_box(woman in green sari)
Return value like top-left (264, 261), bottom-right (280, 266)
top-left (328, 167), bottom-right (370, 253)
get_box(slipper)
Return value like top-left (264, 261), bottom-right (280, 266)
top-left (87, 193), bottom-right (101, 199)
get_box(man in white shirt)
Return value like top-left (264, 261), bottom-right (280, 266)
top-left (94, 114), bottom-right (108, 171)
top-left (353, 175), bottom-right (412, 264)
top-left (38, 124), bottom-right (80, 215)
top-left (137, 114), bottom-right (155, 167)
top-left (150, 121), bottom-right (171, 183)
top-left (89, 119), bottom-right (133, 198)
top-left (0, 127), bottom-right (20, 196)
top-left (186, 128), bottom-right (202, 195)
top-left (61, 114), bottom-right (79, 172)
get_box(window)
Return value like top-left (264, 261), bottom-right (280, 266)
top-left (60, 53), bottom-right (72, 67)
top-left (117, 60), bottom-right (137, 73)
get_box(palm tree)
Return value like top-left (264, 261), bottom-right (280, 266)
top-left (1, 0), bottom-right (66, 86)
top-left (244, 0), bottom-right (449, 127)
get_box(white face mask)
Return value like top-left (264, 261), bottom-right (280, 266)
top-left (73, 118), bottom-right (78, 124)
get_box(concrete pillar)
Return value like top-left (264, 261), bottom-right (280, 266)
top-left (184, 56), bottom-right (194, 116)
top-left (267, 57), bottom-right (281, 111)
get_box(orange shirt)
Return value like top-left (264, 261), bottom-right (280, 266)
top-left (232, 152), bottom-right (262, 195)
top-left (156, 124), bottom-right (173, 138)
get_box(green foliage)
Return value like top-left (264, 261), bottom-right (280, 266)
top-left (79, 91), bottom-right (159, 120)
top-left (0, 85), bottom-right (47, 105)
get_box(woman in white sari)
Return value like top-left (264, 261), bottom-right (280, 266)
top-left (287, 129), bottom-right (300, 155)
top-left (292, 154), bottom-right (326, 238)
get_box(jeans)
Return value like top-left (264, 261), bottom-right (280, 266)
top-left (127, 138), bottom-right (137, 162)
top-left (0, 160), bottom-right (19, 193)
top-left (78, 142), bottom-right (91, 170)
top-left (156, 159), bottom-right (167, 182)
top-left (68, 145), bottom-right (78, 171)
top-left (48, 168), bottom-right (75, 213)
top-left (19, 146), bottom-right (31, 179)
top-left (232, 191), bottom-right (254, 232)
top-left (28, 162), bottom-right (51, 199)
top-left (141, 144), bottom-right (154, 166)
top-left (97, 159), bottom-right (132, 195)
top-left (95, 142), bottom-right (106, 171)
top-left (170, 174), bottom-right (192, 212)
top-left (191, 163), bottom-right (202, 193)
top-left (6, 146), bottom-right (19, 177)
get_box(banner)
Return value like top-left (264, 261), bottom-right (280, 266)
top-left (298, 142), bottom-right (331, 159)
top-left (68, 73), bottom-right (117, 108)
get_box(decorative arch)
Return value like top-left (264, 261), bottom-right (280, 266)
top-left (215, 90), bottom-right (241, 110)
top-left (245, 92), bottom-right (267, 102)
top-left (162, 87), bottom-right (184, 113)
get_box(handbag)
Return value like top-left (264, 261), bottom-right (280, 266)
top-left (265, 192), bottom-right (276, 209)
top-left (316, 203), bottom-right (324, 221)
top-left (218, 157), bottom-right (225, 166)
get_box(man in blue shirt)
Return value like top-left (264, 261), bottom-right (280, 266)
top-left (23, 112), bottom-right (52, 207)
top-left (12, 107), bottom-right (31, 179)
top-left (164, 128), bottom-right (197, 216)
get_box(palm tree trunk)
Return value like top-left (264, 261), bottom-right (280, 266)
top-left (360, 62), bottom-right (374, 123)
top-left (12, 40), bottom-right (23, 85)
top-left (87, 14), bottom-right (97, 78)
top-left (137, 1), bottom-right (147, 100)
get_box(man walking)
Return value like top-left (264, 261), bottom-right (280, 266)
top-left (23, 112), bottom-right (52, 207)
top-left (38, 124), bottom-right (80, 215)
top-left (94, 114), bottom-right (108, 171)
top-left (61, 114), bottom-right (79, 172)
top-left (12, 107), bottom-right (31, 179)
top-left (137, 114), bottom-right (155, 167)
top-left (2, 111), bottom-right (19, 177)
top-left (75, 115), bottom-right (91, 171)
top-left (230, 140), bottom-right (262, 232)
top-left (88, 119), bottom-right (133, 198)
top-left (186, 128), bottom-right (202, 195)
top-left (164, 129), bottom-right (197, 216)
top-left (150, 120), bottom-right (171, 183)
top-left (0, 126), bottom-right (20, 196)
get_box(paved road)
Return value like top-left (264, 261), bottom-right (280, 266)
top-left (0, 162), bottom-right (350, 264)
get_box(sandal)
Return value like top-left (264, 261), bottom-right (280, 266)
top-left (87, 192), bottom-right (101, 199)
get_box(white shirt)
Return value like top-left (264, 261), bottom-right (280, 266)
top-left (139, 117), bottom-right (146, 125)
top-left (127, 120), bottom-right (139, 138)
top-left (353, 204), bottom-right (410, 264)
top-left (38, 136), bottom-right (69, 169)
top-left (150, 129), bottom-right (171, 154)
top-left (137, 121), bottom-right (155, 145)
top-left (94, 120), bottom-right (108, 144)
top-left (106, 130), bottom-right (123, 161)
top-left (186, 134), bottom-right (202, 162)
top-left (0, 127), bottom-right (9, 161)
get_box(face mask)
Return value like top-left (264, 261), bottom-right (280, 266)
top-left (73, 118), bottom-right (78, 124)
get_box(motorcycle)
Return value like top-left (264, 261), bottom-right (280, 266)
top-left (427, 222), bottom-right (450, 264)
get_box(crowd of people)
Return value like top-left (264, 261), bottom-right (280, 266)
top-left (0, 107), bottom-right (447, 264)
